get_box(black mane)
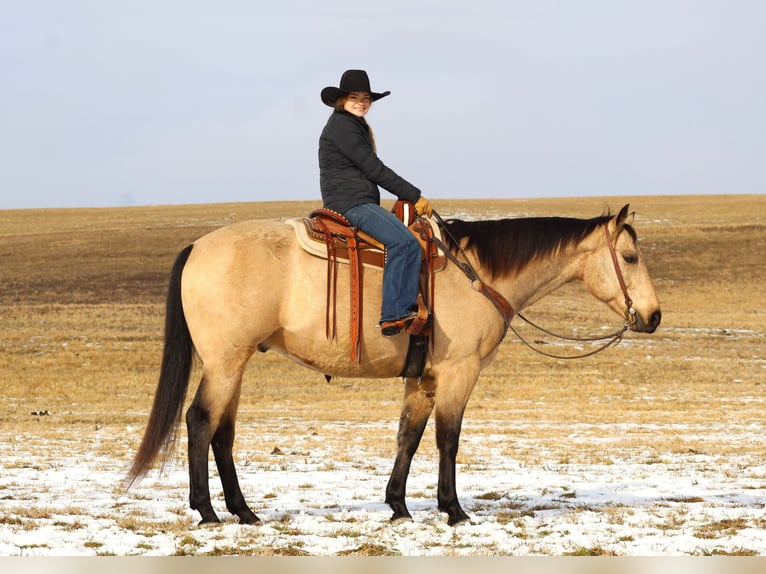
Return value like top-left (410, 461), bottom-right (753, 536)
top-left (442, 214), bottom-right (635, 279)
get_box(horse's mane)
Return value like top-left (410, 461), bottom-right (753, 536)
top-left (442, 213), bottom-right (636, 279)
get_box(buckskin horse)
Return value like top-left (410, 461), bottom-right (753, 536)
top-left (127, 204), bottom-right (661, 526)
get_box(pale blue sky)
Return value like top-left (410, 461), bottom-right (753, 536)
top-left (1, 0), bottom-right (764, 209)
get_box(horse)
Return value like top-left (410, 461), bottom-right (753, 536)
top-left (127, 203), bottom-right (661, 527)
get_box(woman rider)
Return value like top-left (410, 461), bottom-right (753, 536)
top-left (318, 69), bottom-right (432, 336)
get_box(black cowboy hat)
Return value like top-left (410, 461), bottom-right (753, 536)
top-left (321, 69), bottom-right (391, 107)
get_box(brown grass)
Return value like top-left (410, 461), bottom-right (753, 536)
top-left (1, 194), bottom-right (764, 554)
top-left (2, 195), bottom-right (764, 452)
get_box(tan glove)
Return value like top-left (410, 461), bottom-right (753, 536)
top-left (414, 196), bottom-right (433, 218)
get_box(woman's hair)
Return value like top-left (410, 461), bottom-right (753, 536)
top-left (332, 96), bottom-right (347, 111)
top-left (334, 95), bottom-right (377, 152)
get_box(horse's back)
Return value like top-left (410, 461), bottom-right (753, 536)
top-left (185, 219), bottom-right (299, 297)
top-left (190, 219), bottom-right (295, 256)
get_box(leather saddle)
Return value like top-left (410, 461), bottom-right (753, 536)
top-left (286, 201), bottom-right (446, 363)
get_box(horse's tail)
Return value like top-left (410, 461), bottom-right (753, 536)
top-left (126, 244), bottom-right (195, 486)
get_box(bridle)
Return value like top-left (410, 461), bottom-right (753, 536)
top-left (603, 221), bottom-right (636, 327)
top-left (508, 223), bottom-right (637, 359)
top-left (432, 212), bottom-right (637, 360)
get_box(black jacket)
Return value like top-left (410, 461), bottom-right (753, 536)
top-left (318, 109), bottom-right (421, 214)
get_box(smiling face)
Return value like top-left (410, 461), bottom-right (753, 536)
top-left (342, 91), bottom-right (372, 117)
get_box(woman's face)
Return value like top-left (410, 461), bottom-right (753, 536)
top-left (343, 92), bottom-right (371, 117)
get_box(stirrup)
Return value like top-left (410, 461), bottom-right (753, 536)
top-left (406, 311), bottom-right (432, 336)
top-left (406, 293), bottom-right (432, 336)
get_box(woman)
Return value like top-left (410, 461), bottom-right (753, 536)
top-left (318, 69), bottom-right (432, 336)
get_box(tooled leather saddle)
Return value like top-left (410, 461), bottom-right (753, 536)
top-left (287, 200), bottom-right (446, 367)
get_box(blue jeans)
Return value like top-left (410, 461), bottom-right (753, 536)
top-left (344, 203), bottom-right (421, 322)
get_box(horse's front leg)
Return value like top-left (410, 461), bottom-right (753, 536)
top-left (434, 410), bottom-right (470, 526)
top-left (433, 371), bottom-right (477, 526)
top-left (385, 376), bottom-right (435, 522)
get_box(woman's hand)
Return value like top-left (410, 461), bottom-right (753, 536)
top-left (414, 196), bottom-right (433, 218)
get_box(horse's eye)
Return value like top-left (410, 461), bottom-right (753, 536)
top-left (623, 253), bottom-right (638, 265)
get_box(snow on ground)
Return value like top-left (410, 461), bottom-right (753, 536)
top-left (1, 419), bottom-right (764, 556)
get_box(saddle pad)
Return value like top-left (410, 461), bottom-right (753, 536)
top-left (287, 218), bottom-right (385, 269)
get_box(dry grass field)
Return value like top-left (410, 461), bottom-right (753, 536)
top-left (0, 195), bottom-right (764, 555)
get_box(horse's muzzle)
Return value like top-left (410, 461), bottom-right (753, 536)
top-left (632, 309), bottom-right (662, 333)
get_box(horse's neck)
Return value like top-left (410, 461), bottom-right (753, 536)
top-left (498, 249), bottom-right (586, 312)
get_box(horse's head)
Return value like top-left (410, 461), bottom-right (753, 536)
top-left (583, 204), bottom-right (661, 333)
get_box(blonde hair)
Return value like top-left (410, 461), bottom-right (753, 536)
top-left (335, 96), bottom-right (377, 152)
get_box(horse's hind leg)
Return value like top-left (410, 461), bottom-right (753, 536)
top-left (186, 365), bottom-right (258, 525)
top-left (186, 384), bottom-right (220, 524)
top-left (211, 392), bottom-right (260, 524)
top-left (385, 376), bottom-right (435, 522)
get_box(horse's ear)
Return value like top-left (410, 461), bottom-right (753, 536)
top-left (614, 204), bottom-right (634, 232)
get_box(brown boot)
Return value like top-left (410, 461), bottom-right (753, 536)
top-left (379, 313), bottom-right (418, 336)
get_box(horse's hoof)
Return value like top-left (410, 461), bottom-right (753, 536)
top-left (197, 517), bottom-right (221, 527)
top-left (238, 513), bottom-right (262, 526)
top-left (447, 515), bottom-right (471, 527)
top-left (390, 513), bottom-right (413, 524)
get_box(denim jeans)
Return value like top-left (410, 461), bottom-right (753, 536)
top-left (344, 202), bottom-right (421, 322)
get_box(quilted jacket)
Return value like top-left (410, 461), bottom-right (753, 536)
top-left (318, 109), bottom-right (421, 214)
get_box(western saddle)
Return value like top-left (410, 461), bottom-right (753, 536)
top-left (289, 200), bottom-right (446, 365)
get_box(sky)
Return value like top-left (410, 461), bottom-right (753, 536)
top-left (1, 0), bottom-right (764, 209)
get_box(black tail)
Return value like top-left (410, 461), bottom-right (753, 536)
top-left (126, 244), bottom-right (195, 485)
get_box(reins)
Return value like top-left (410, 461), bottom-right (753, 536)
top-left (431, 212), bottom-right (635, 359)
top-left (510, 314), bottom-right (630, 360)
